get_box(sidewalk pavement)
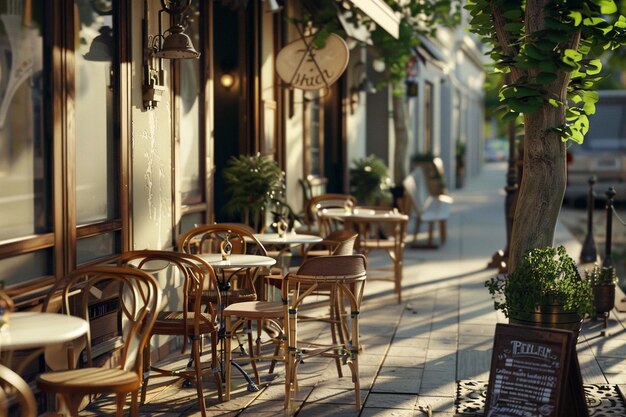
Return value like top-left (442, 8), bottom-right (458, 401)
top-left (97, 162), bottom-right (626, 417)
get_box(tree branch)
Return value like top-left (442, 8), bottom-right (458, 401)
top-left (489, 0), bottom-right (522, 82)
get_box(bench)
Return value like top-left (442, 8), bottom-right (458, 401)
top-left (402, 167), bottom-right (453, 247)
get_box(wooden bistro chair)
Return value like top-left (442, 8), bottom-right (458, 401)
top-left (222, 280), bottom-right (289, 405)
top-left (114, 250), bottom-right (223, 416)
top-left (0, 364), bottom-right (37, 417)
top-left (178, 223), bottom-right (269, 305)
top-left (36, 266), bottom-right (161, 417)
top-left (297, 233), bottom-right (359, 376)
top-left (286, 255), bottom-right (367, 410)
top-left (304, 193), bottom-right (357, 237)
top-left (402, 167), bottom-right (452, 247)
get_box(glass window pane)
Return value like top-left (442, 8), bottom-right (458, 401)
top-left (75, 1), bottom-right (116, 224)
top-left (179, 2), bottom-right (202, 205)
top-left (77, 231), bottom-right (119, 264)
top-left (180, 212), bottom-right (204, 236)
top-left (0, 249), bottom-right (52, 285)
top-left (0, 1), bottom-right (48, 241)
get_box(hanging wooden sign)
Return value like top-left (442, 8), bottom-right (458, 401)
top-left (276, 33), bottom-right (349, 91)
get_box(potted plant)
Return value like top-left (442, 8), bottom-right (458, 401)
top-left (485, 245), bottom-right (594, 333)
top-left (349, 155), bottom-right (392, 206)
top-left (222, 153), bottom-right (284, 230)
top-left (585, 264), bottom-right (617, 318)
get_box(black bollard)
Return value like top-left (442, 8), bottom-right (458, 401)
top-left (580, 176), bottom-right (598, 263)
top-left (602, 187), bottom-right (616, 269)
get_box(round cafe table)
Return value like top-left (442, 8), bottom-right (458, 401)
top-left (0, 312), bottom-right (89, 372)
top-left (194, 253), bottom-right (276, 269)
top-left (0, 312), bottom-right (88, 351)
top-left (251, 232), bottom-right (322, 246)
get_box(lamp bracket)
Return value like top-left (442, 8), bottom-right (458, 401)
top-left (160, 0), bottom-right (191, 14)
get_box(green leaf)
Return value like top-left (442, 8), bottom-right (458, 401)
top-left (591, 0), bottom-right (617, 14)
top-left (504, 22), bottom-right (524, 32)
top-left (585, 59), bottom-right (602, 75)
top-left (568, 10), bottom-right (582, 26)
top-left (583, 101), bottom-right (596, 115)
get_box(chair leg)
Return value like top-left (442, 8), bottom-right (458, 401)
top-left (427, 222), bottom-right (434, 247)
top-left (329, 292), bottom-right (343, 377)
top-left (413, 218), bottom-right (421, 242)
top-left (211, 331), bottom-right (224, 401)
top-left (192, 338), bottom-right (207, 417)
top-left (349, 309), bottom-right (361, 410)
top-left (130, 389), bottom-right (140, 417)
top-left (440, 220), bottom-right (447, 245)
top-left (115, 392), bottom-right (127, 417)
top-left (395, 255), bottom-right (402, 304)
top-left (247, 320), bottom-right (260, 384)
top-left (140, 344), bottom-right (150, 404)
top-left (224, 319), bottom-right (233, 401)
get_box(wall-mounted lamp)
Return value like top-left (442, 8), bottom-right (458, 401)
top-left (220, 72), bottom-right (236, 90)
top-left (372, 58), bottom-right (386, 73)
top-left (143, 0), bottom-right (200, 109)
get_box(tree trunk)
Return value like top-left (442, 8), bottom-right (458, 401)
top-left (392, 89), bottom-right (409, 183)
top-left (508, 106), bottom-right (567, 272)
top-left (498, 0), bottom-right (579, 272)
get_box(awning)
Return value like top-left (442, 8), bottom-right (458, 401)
top-left (346, 0), bottom-right (400, 39)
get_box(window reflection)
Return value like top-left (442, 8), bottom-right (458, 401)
top-left (0, 0), bottom-right (47, 241)
top-left (179, 2), bottom-right (202, 205)
top-left (75, 0), bottom-right (116, 224)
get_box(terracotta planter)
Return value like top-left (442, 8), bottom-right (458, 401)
top-left (509, 304), bottom-right (582, 334)
top-left (593, 285), bottom-right (615, 315)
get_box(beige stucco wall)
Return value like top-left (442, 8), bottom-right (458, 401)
top-left (130, 0), bottom-right (174, 251)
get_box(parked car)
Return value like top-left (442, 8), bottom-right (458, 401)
top-left (484, 138), bottom-right (508, 162)
top-left (565, 90), bottom-right (626, 203)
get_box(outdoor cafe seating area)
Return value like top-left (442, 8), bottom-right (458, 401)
top-left (0, 194), bottom-right (412, 417)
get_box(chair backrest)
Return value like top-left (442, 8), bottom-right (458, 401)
top-left (306, 194), bottom-right (357, 236)
top-left (288, 255), bottom-right (367, 309)
top-left (0, 364), bottom-right (36, 417)
top-left (402, 168), bottom-right (430, 216)
top-left (42, 266), bottom-right (161, 377)
top-left (178, 223), bottom-right (267, 256)
top-left (330, 231), bottom-right (358, 256)
top-left (291, 254), bottom-right (366, 285)
top-left (114, 250), bottom-right (220, 344)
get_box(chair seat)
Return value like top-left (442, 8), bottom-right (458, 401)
top-left (203, 287), bottom-right (256, 305)
top-left (37, 368), bottom-right (140, 395)
top-left (223, 301), bottom-right (283, 319)
top-left (152, 311), bottom-right (215, 335)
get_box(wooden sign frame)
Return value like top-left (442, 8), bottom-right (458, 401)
top-left (484, 323), bottom-right (588, 417)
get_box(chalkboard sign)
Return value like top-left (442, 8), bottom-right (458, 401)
top-left (484, 323), bottom-right (587, 417)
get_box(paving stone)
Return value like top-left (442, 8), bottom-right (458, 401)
top-left (361, 408), bottom-right (414, 416)
top-left (364, 393), bottom-right (417, 409)
top-left (415, 395), bottom-right (455, 412)
top-left (305, 387), bottom-right (368, 405)
top-left (371, 377), bottom-right (420, 394)
top-left (295, 403), bottom-right (361, 417)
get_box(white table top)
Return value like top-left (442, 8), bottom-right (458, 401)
top-left (195, 253), bottom-right (276, 269)
top-left (252, 233), bottom-right (322, 245)
top-left (0, 312), bottom-right (89, 351)
top-left (320, 207), bottom-right (408, 220)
